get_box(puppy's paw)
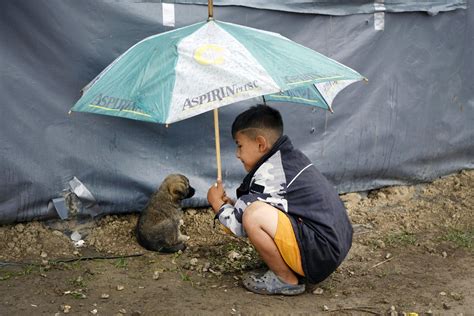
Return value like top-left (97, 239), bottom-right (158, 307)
top-left (179, 234), bottom-right (190, 242)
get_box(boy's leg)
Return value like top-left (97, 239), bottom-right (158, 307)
top-left (243, 201), bottom-right (299, 285)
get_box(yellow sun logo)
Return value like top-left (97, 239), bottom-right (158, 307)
top-left (194, 44), bottom-right (225, 65)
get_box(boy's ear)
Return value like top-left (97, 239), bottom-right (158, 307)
top-left (255, 135), bottom-right (269, 152)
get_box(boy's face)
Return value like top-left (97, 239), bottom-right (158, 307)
top-left (234, 131), bottom-right (267, 172)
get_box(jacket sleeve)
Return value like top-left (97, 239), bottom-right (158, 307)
top-left (217, 154), bottom-right (289, 236)
top-left (216, 190), bottom-right (288, 237)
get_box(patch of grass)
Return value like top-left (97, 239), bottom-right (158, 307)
top-left (69, 260), bottom-right (83, 270)
top-left (0, 272), bottom-right (13, 281)
top-left (68, 290), bottom-right (87, 299)
top-left (23, 265), bottom-right (34, 275)
top-left (50, 260), bottom-right (82, 271)
top-left (114, 257), bottom-right (128, 269)
top-left (69, 276), bottom-right (87, 288)
top-left (180, 271), bottom-right (192, 282)
top-left (441, 229), bottom-right (473, 249)
top-left (376, 266), bottom-right (401, 278)
top-left (223, 241), bottom-right (242, 253)
top-left (384, 231), bottom-right (417, 247)
top-left (0, 265), bottom-right (37, 281)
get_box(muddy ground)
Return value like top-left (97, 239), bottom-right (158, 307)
top-left (0, 170), bottom-right (472, 315)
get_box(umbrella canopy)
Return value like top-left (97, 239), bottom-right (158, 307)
top-left (71, 19), bottom-right (364, 124)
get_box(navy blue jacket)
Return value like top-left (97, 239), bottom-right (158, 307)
top-left (217, 136), bottom-right (353, 283)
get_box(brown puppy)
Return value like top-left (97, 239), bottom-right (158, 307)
top-left (136, 174), bottom-right (195, 253)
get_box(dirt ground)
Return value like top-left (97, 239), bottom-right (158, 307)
top-left (0, 170), bottom-right (472, 315)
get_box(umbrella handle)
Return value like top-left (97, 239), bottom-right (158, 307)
top-left (208, 0), bottom-right (213, 19)
top-left (214, 108), bottom-right (222, 181)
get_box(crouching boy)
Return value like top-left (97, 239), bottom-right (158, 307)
top-left (207, 104), bottom-right (353, 295)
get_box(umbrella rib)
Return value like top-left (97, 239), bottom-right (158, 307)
top-left (286, 75), bottom-right (344, 87)
top-left (268, 94), bottom-right (320, 104)
top-left (88, 105), bottom-right (152, 118)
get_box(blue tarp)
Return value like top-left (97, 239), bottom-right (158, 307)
top-left (0, 1), bottom-right (472, 224)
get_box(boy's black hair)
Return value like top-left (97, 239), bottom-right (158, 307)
top-left (231, 104), bottom-right (283, 139)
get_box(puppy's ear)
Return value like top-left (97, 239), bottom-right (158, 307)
top-left (169, 181), bottom-right (187, 201)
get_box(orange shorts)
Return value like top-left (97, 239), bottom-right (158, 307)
top-left (274, 211), bottom-right (304, 276)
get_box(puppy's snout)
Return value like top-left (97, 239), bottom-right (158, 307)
top-left (186, 186), bottom-right (195, 199)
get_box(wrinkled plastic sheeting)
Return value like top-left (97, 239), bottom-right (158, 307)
top-left (69, 177), bottom-right (102, 218)
top-left (48, 198), bottom-right (69, 220)
top-left (170, 0), bottom-right (467, 15)
top-left (47, 177), bottom-right (101, 220)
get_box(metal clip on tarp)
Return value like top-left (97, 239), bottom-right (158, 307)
top-left (69, 177), bottom-right (101, 218)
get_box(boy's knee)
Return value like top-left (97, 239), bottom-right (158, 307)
top-left (243, 201), bottom-right (278, 232)
top-left (242, 202), bottom-right (264, 229)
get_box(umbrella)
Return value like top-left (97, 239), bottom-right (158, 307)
top-left (70, 1), bottom-right (365, 180)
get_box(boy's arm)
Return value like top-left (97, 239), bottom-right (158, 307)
top-left (208, 181), bottom-right (289, 237)
top-left (215, 199), bottom-right (247, 237)
top-left (207, 180), bottom-right (227, 213)
top-left (215, 191), bottom-right (288, 237)
top-left (207, 181), bottom-right (246, 236)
